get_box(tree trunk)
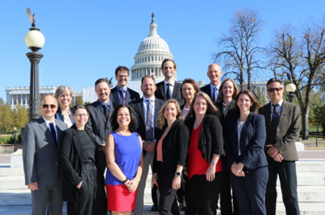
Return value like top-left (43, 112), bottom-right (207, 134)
top-left (301, 106), bottom-right (309, 139)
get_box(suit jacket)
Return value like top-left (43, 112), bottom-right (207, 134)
top-left (110, 86), bottom-right (140, 109)
top-left (201, 84), bottom-right (220, 105)
top-left (258, 101), bottom-right (300, 161)
top-left (55, 107), bottom-right (74, 124)
top-left (22, 117), bottom-right (68, 186)
top-left (58, 125), bottom-right (97, 202)
top-left (216, 100), bottom-right (236, 129)
top-left (153, 119), bottom-right (189, 175)
top-left (155, 81), bottom-right (184, 106)
top-left (129, 97), bottom-right (164, 156)
top-left (86, 100), bottom-right (114, 173)
top-left (225, 113), bottom-right (268, 170)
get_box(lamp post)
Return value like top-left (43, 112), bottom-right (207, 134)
top-left (13, 127), bottom-right (17, 151)
top-left (285, 82), bottom-right (296, 103)
top-left (25, 9), bottom-right (45, 121)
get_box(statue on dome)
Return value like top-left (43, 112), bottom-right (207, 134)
top-left (151, 12), bottom-right (155, 24)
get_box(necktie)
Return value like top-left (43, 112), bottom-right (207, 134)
top-left (146, 99), bottom-right (154, 141)
top-left (103, 104), bottom-right (108, 118)
top-left (166, 83), bottom-right (171, 100)
top-left (120, 89), bottom-right (126, 105)
top-left (271, 104), bottom-right (280, 143)
top-left (212, 87), bottom-right (217, 103)
top-left (49, 122), bottom-right (57, 147)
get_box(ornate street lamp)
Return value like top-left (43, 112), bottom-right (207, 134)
top-left (25, 8), bottom-right (45, 121)
top-left (13, 127), bottom-right (17, 151)
top-left (285, 82), bottom-right (296, 103)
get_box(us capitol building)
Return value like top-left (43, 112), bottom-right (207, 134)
top-left (5, 14), bottom-right (267, 109)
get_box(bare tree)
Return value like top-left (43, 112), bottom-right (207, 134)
top-left (269, 20), bottom-right (325, 139)
top-left (213, 8), bottom-right (264, 90)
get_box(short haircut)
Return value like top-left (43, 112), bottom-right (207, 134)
top-left (161, 59), bottom-right (176, 70)
top-left (72, 104), bottom-right (88, 115)
top-left (157, 99), bottom-right (182, 129)
top-left (141, 75), bottom-right (156, 85)
top-left (181, 79), bottom-right (201, 98)
top-left (54, 85), bottom-right (72, 100)
top-left (217, 78), bottom-right (239, 101)
top-left (110, 104), bottom-right (138, 132)
top-left (266, 78), bottom-right (284, 88)
top-left (234, 90), bottom-right (260, 115)
top-left (115, 66), bottom-right (130, 76)
top-left (95, 78), bottom-right (111, 89)
top-left (184, 92), bottom-right (220, 123)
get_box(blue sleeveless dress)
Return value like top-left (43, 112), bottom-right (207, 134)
top-left (105, 131), bottom-right (142, 211)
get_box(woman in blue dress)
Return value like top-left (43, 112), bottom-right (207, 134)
top-left (104, 104), bottom-right (144, 215)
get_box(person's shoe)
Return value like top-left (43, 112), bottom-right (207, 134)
top-left (178, 202), bottom-right (187, 211)
top-left (151, 204), bottom-right (158, 211)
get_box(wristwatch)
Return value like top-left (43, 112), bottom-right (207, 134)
top-left (210, 161), bottom-right (216, 165)
top-left (175, 172), bottom-right (182, 176)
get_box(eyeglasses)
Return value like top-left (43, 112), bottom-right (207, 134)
top-left (42, 104), bottom-right (56, 109)
top-left (74, 114), bottom-right (88, 118)
top-left (268, 88), bottom-right (283, 92)
top-left (117, 75), bottom-right (129, 79)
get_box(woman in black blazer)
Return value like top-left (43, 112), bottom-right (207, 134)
top-left (225, 90), bottom-right (268, 215)
top-left (152, 99), bottom-right (189, 215)
top-left (184, 92), bottom-right (223, 215)
top-left (215, 78), bottom-right (239, 215)
top-left (58, 104), bottom-right (98, 215)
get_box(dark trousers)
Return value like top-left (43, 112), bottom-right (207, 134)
top-left (185, 172), bottom-right (222, 215)
top-left (230, 167), bottom-right (268, 215)
top-left (74, 163), bottom-right (97, 215)
top-left (220, 156), bottom-right (239, 215)
top-left (176, 181), bottom-right (186, 204)
top-left (32, 173), bottom-right (63, 215)
top-left (266, 159), bottom-right (300, 215)
top-left (92, 151), bottom-right (107, 215)
top-left (158, 173), bottom-right (180, 215)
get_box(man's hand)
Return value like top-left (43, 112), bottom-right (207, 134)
top-left (27, 182), bottom-right (38, 191)
top-left (266, 145), bottom-right (279, 157)
top-left (143, 141), bottom-right (155, 153)
top-left (76, 181), bottom-right (83, 189)
top-left (272, 153), bottom-right (283, 162)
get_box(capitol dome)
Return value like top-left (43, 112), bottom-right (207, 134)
top-left (131, 13), bottom-right (174, 81)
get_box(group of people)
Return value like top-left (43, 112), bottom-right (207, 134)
top-left (22, 59), bottom-right (301, 215)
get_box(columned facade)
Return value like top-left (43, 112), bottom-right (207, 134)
top-left (5, 86), bottom-right (82, 109)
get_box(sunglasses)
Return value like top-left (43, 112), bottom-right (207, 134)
top-left (268, 88), bottom-right (283, 92)
top-left (42, 104), bottom-right (57, 109)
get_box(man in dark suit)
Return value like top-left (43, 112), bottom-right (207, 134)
top-left (22, 95), bottom-right (68, 215)
top-left (110, 66), bottom-right (140, 109)
top-left (86, 78), bottom-right (114, 215)
top-left (259, 78), bottom-right (301, 215)
top-left (155, 59), bottom-right (184, 106)
top-left (129, 75), bottom-right (164, 214)
top-left (200, 63), bottom-right (223, 104)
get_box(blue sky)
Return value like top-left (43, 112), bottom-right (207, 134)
top-left (0, 0), bottom-right (324, 101)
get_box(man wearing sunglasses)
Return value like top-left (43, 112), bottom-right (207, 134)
top-left (259, 78), bottom-right (301, 215)
top-left (22, 95), bottom-right (68, 215)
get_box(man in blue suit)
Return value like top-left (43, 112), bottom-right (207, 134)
top-left (110, 66), bottom-right (140, 109)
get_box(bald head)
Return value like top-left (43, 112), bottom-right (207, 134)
top-left (207, 63), bottom-right (223, 86)
top-left (40, 94), bottom-right (58, 121)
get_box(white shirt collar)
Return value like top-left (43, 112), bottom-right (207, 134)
top-left (42, 116), bottom-right (55, 127)
top-left (143, 96), bottom-right (156, 102)
top-left (164, 79), bottom-right (174, 86)
top-left (271, 99), bottom-right (284, 107)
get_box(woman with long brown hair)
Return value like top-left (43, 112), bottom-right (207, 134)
top-left (184, 92), bottom-right (223, 215)
top-left (225, 90), bottom-right (268, 215)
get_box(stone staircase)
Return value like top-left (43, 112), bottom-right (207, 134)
top-left (1, 151), bottom-right (324, 215)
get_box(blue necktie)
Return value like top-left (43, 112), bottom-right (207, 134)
top-left (49, 122), bottom-right (57, 147)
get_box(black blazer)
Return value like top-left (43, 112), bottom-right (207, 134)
top-left (225, 113), bottom-right (268, 170)
top-left (110, 86), bottom-right (140, 109)
top-left (216, 100), bottom-right (236, 129)
top-left (155, 81), bottom-right (184, 106)
top-left (86, 100), bottom-right (114, 146)
top-left (185, 114), bottom-right (223, 163)
top-left (201, 84), bottom-right (220, 105)
top-left (58, 125), bottom-right (97, 202)
top-left (153, 119), bottom-right (189, 175)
